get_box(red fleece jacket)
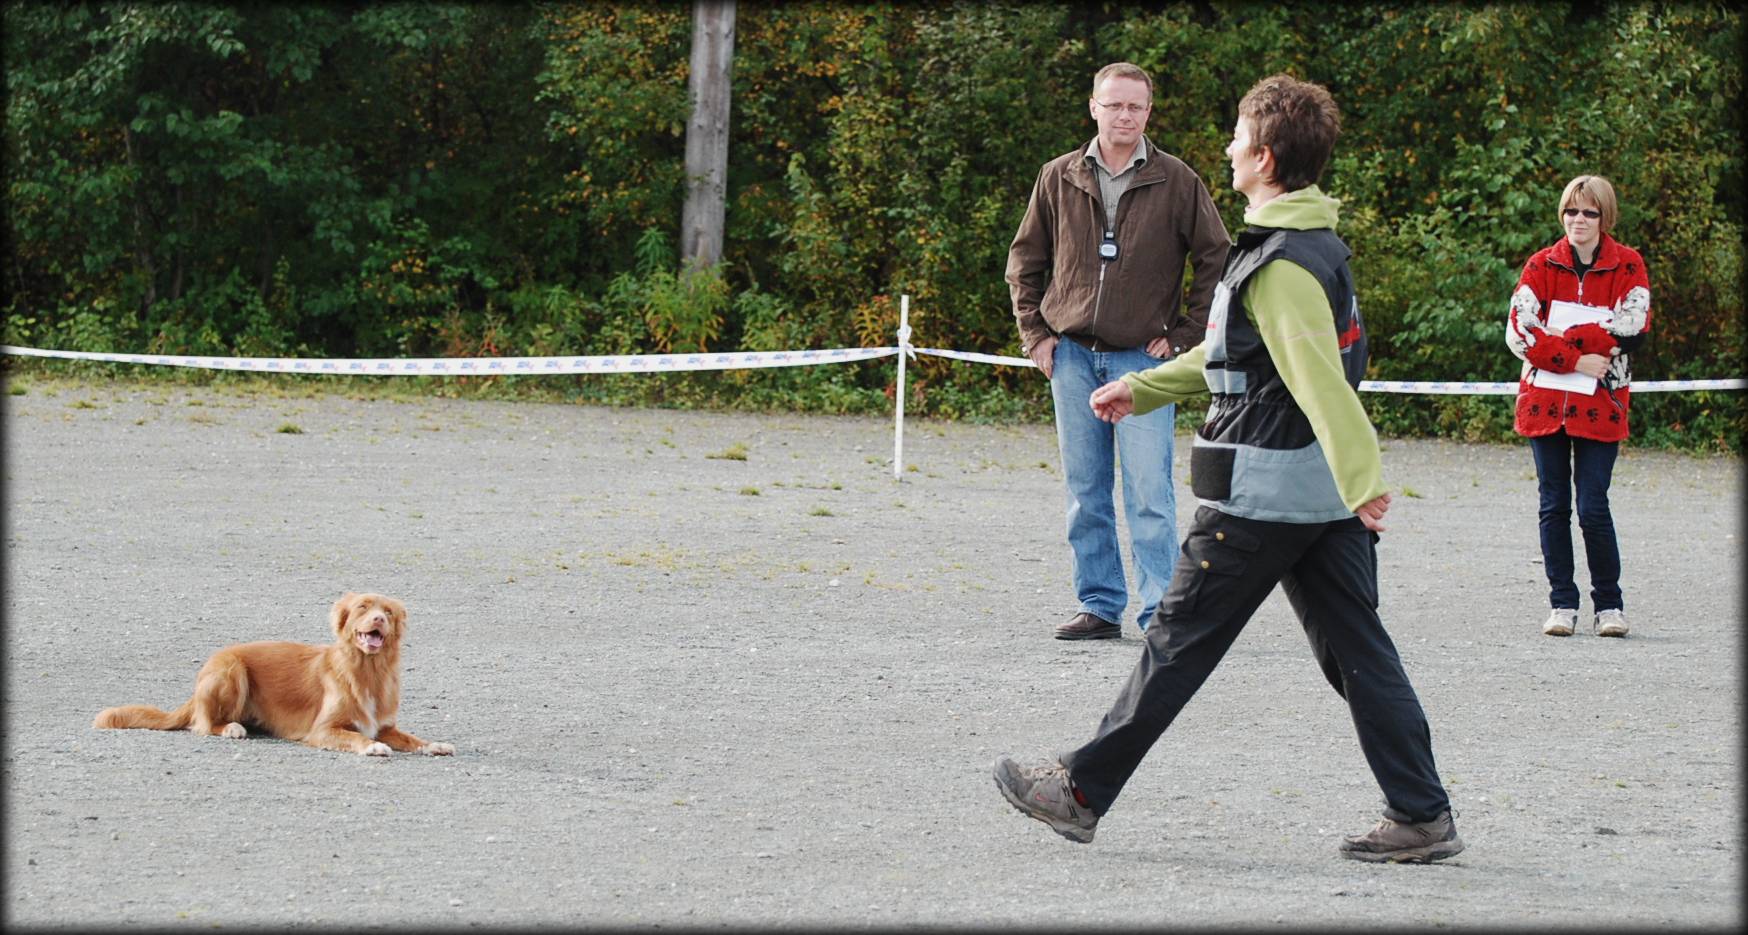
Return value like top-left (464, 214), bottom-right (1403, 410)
top-left (1505, 234), bottom-right (1652, 442)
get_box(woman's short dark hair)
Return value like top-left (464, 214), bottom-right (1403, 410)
top-left (1237, 74), bottom-right (1341, 192)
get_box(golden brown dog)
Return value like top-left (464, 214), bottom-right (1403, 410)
top-left (94, 592), bottom-right (454, 757)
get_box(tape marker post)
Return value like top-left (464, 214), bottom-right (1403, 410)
top-left (892, 295), bottom-right (913, 481)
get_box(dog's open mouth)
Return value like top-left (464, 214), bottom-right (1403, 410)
top-left (355, 629), bottom-right (385, 653)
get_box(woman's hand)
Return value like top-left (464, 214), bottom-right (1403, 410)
top-left (1356, 492), bottom-right (1392, 532)
top-left (1574, 353), bottom-right (1610, 379)
top-left (1089, 380), bottom-right (1135, 423)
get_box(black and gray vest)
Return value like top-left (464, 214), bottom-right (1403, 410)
top-left (1190, 225), bottom-right (1367, 523)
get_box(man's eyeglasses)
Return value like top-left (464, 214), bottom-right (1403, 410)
top-left (1563, 207), bottom-right (1601, 219)
top-left (1095, 101), bottom-right (1150, 116)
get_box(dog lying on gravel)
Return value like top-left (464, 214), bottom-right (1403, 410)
top-left (94, 592), bottom-right (454, 757)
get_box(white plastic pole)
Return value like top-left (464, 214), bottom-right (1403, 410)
top-left (892, 295), bottom-right (910, 481)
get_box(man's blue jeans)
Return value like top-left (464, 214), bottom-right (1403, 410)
top-left (1528, 429), bottom-right (1623, 612)
top-left (1049, 338), bottom-right (1178, 632)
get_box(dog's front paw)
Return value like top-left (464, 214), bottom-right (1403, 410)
top-left (362, 741), bottom-right (392, 757)
top-left (421, 742), bottom-right (456, 756)
top-left (221, 722), bottom-right (248, 739)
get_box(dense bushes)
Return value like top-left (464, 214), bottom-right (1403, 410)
top-left (5, 2), bottom-right (1742, 450)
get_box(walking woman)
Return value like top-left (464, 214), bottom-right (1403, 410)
top-left (1505, 175), bottom-right (1652, 638)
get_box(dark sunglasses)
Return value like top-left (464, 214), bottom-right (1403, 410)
top-left (1563, 207), bottom-right (1602, 219)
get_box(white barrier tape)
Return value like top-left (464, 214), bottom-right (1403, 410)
top-left (1360, 380), bottom-right (1519, 395)
top-left (0, 344), bottom-right (898, 374)
top-left (3, 343), bottom-right (1739, 393)
top-left (1357, 378), bottom-right (1744, 394)
top-left (905, 348), bottom-right (1742, 394)
top-left (912, 347), bottom-right (1033, 367)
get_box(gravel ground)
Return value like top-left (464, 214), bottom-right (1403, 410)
top-left (3, 376), bottom-right (1741, 930)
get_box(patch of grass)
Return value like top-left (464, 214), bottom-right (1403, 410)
top-left (1401, 486), bottom-right (1423, 498)
top-left (275, 422), bottom-right (304, 434)
top-left (8, 384), bottom-right (26, 396)
top-left (809, 506), bottom-right (834, 516)
top-left (188, 412), bottom-right (218, 425)
top-left (605, 546), bottom-right (685, 570)
top-left (706, 442), bottom-right (749, 461)
top-left (70, 399), bottom-right (98, 409)
top-left (739, 486), bottom-right (760, 496)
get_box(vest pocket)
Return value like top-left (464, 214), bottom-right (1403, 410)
top-left (1190, 443), bottom-right (1236, 502)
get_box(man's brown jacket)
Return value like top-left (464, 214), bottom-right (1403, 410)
top-left (1007, 137), bottom-right (1231, 357)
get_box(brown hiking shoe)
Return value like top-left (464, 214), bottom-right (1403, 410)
top-left (1339, 809), bottom-right (1464, 863)
top-left (992, 754), bottom-right (1098, 843)
top-left (1054, 611), bottom-right (1119, 641)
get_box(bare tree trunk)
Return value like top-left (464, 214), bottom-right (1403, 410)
top-left (680, 0), bottom-right (735, 271)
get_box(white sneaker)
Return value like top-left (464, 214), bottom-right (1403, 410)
top-left (1596, 608), bottom-right (1629, 638)
top-left (1543, 608), bottom-right (1577, 637)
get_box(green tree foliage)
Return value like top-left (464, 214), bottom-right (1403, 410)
top-left (5, 2), bottom-right (1742, 450)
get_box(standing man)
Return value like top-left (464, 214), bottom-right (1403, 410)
top-left (1007, 62), bottom-right (1230, 642)
top-left (993, 74), bottom-right (1463, 864)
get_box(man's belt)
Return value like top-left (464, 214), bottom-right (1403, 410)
top-left (1061, 333), bottom-right (1129, 352)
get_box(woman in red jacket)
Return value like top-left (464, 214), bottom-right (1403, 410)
top-left (1505, 175), bottom-right (1652, 638)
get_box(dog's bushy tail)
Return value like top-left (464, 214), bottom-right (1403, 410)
top-left (93, 700), bottom-right (194, 731)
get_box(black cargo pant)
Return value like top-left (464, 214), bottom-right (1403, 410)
top-left (1062, 506), bottom-right (1452, 823)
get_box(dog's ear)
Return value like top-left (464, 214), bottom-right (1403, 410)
top-left (330, 593), bottom-right (357, 638)
top-left (386, 597), bottom-right (408, 632)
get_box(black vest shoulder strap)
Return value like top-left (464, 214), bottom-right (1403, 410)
top-left (1221, 226), bottom-right (1366, 389)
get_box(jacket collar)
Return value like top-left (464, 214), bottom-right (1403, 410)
top-left (1066, 136), bottom-right (1170, 195)
top-left (1547, 233), bottom-right (1624, 272)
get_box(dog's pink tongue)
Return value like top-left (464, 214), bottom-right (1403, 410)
top-left (360, 632), bottom-right (384, 650)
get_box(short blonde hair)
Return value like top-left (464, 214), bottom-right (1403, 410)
top-left (1091, 62), bottom-right (1153, 98)
top-left (1559, 175), bottom-right (1619, 233)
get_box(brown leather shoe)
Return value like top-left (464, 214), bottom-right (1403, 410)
top-left (1054, 611), bottom-right (1119, 640)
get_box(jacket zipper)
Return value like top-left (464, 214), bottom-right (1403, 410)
top-left (1093, 248), bottom-right (1108, 340)
top-left (1091, 196), bottom-right (1109, 343)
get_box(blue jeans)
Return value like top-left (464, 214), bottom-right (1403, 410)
top-left (1049, 338), bottom-right (1178, 632)
top-left (1528, 430), bottom-right (1623, 612)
